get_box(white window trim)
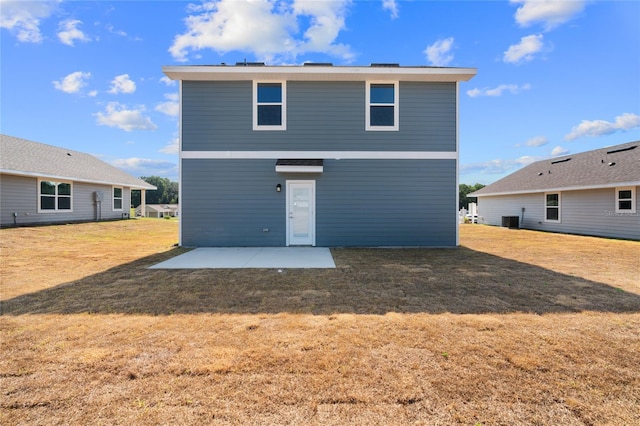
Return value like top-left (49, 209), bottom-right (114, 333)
top-left (544, 192), bottom-right (561, 223)
top-left (112, 186), bottom-right (123, 211)
top-left (366, 81), bottom-right (399, 131)
top-left (615, 186), bottom-right (636, 214)
top-left (37, 179), bottom-right (73, 213)
top-left (253, 80), bottom-right (286, 131)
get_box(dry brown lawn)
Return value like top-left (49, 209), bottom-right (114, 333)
top-left (1, 220), bottom-right (639, 425)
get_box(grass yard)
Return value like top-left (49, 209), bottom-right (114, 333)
top-left (1, 220), bottom-right (639, 425)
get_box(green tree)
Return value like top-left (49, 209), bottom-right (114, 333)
top-left (131, 176), bottom-right (179, 207)
top-left (459, 183), bottom-right (485, 209)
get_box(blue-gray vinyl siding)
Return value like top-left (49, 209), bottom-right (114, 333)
top-left (181, 81), bottom-right (456, 152)
top-left (181, 159), bottom-right (457, 247)
top-left (476, 187), bottom-right (640, 240)
top-left (0, 174), bottom-right (132, 227)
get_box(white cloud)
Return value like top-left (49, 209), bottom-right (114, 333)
top-left (551, 146), bottom-right (569, 156)
top-left (382, 0), bottom-right (398, 19)
top-left (155, 93), bottom-right (179, 117)
top-left (95, 102), bottom-right (157, 132)
top-left (52, 71), bottom-right (91, 94)
top-left (0, 0), bottom-right (59, 43)
top-left (169, 0), bottom-right (353, 63)
top-left (111, 157), bottom-right (178, 177)
top-left (564, 113), bottom-right (640, 141)
top-left (461, 156), bottom-right (539, 175)
top-left (160, 76), bottom-right (176, 87)
top-left (467, 83), bottom-right (531, 98)
top-left (524, 136), bottom-right (549, 147)
top-left (57, 19), bottom-right (90, 46)
top-left (424, 37), bottom-right (454, 66)
top-left (160, 136), bottom-right (180, 154)
top-left (511, 0), bottom-right (585, 31)
top-left (108, 74), bottom-right (136, 94)
top-left (504, 34), bottom-right (544, 64)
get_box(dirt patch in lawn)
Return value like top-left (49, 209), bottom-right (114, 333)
top-left (1, 221), bottom-right (639, 424)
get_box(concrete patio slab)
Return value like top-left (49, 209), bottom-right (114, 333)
top-left (149, 247), bottom-right (336, 269)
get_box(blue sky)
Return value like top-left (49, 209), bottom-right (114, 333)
top-left (1, 0), bottom-right (639, 184)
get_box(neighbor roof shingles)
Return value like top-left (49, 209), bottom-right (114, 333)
top-left (0, 134), bottom-right (156, 190)
top-left (471, 141), bottom-right (640, 196)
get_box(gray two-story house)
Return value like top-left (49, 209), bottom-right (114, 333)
top-left (163, 63), bottom-right (476, 247)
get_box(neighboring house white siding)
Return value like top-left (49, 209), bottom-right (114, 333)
top-left (478, 186), bottom-right (640, 240)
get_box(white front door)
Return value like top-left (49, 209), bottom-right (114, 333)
top-left (286, 180), bottom-right (315, 246)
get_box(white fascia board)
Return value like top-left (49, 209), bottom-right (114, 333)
top-left (275, 165), bottom-right (324, 173)
top-left (0, 169), bottom-right (157, 190)
top-left (162, 65), bottom-right (477, 83)
top-left (473, 181), bottom-right (640, 197)
top-left (181, 151), bottom-right (457, 160)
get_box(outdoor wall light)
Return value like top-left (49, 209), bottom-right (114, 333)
top-left (276, 184), bottom-right (282, 192)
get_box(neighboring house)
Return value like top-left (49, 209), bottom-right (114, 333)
top-left (0, 134), bottom-right (156, 227)
top-left (136, 204), bottom-right (179, 218)
top-left (163, 63), bottom-right (476, 247)
top-left (470, 141), bottom-right (640, 240)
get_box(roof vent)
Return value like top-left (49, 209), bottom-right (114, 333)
top-left (606, 145), bottom-right (637, 154)
top-left (370, 63), bottom-right (400, 67)
top-left (609, 162), bottom-right (616, 166)
top-left (537, 172), bottom-right (543, 176)
top-left (303, 62), bottom-right (333, 66)
top-left (551, 158), bottom-right (571, 164)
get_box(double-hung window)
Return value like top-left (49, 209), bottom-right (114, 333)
top-left (113, 187), bottom-right (123, 211)
top-left (39, 180), bottom-right (72, 212)
top-left (366, 81), bottom-right (399, 131)
top-left (615, 187), bottom-right (636, 214)
top-left (253, 81), bottom-right (286, 130)
top-left (545, 192), bottom-right (561, 222)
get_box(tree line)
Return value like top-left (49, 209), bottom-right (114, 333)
top-left (459, 183), bottom-right (485, 209)
top-left (132, 176), bottom-right (179, 206)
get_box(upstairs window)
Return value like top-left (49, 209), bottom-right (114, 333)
top-left (615, 187), bottom-right (636, 214)
top-left (253, 81), bottom-right (286, 130)
top-left (113, 187), bottom-right (123, 211)
top-left (366, 81), bottom-right (398, 131)
top-left (545, 192), bottom-right (561, 222)
top-left (39, 180), bottom-right (72, 212)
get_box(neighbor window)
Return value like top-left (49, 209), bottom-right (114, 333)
top-left (39, 180), bottom-right (72, 212)
top-left (615, 187), bottom-right (636, 214)
top-left (366, 81), bottom-right (398, 131)
top-left (545, 192), bottom-right (561, 222)
top-left (253, 81), bottom-right (286, 130)
top-left (113, 187), bottom-right (123, 211)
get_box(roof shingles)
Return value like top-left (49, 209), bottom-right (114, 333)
top-left (471, 141), bottom-right (640, 196)
top-left (0, 134), bottom-right (155, 190)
